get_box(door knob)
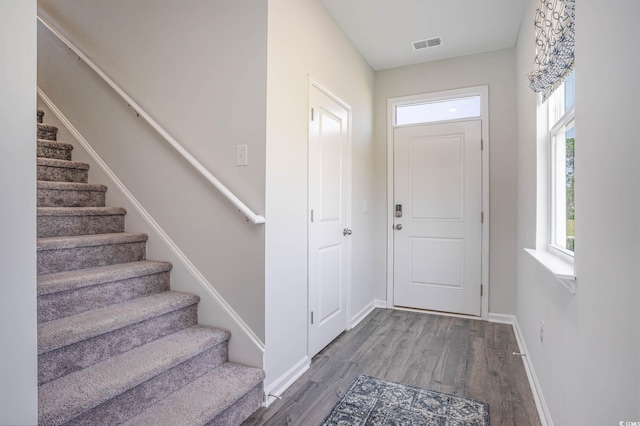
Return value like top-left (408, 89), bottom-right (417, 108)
top-left (343, 228), bottom-right (352, 236)
top-left (395, 224), bottom-right (403, 230)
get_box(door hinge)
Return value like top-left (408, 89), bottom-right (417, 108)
top-left (481, 212), bottom-right (484, 223)
top-left (481, 138), bottom-right (484, 151)
top-left (310, 311), bottom-right (314, 324)
top-left (481, 284), bottom-right (484, 297)
top-left (311, 108), bottom-right (315, 121)
top-left (310, 209), bottom-right (314, 223)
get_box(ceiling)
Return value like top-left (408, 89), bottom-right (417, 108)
top-left (319, 0), bottom-right (527, 71)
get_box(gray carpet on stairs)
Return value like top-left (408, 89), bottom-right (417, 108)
top-left (37, 206), bottom-right (127, 238)
top-left (37, 180), bottom-right (108, 208)
top-left (37, 139), bottom-right (73, 160)
top-left (37, 261), bottom-right (171, 322)
top-left (36, 109), bottom-right (263, 425)
top-left (37, 157), bottom-right (90, 183)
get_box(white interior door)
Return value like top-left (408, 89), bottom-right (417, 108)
top-left (308, 84), bottom-right (351, 357)
top-left (393, 120), bottom-right (482, 316)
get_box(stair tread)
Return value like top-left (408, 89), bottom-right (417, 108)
top-left (37, 180), bottom-right (107, 191)
top-left (37, 139), bottom-right (73, 149)
top-left (38, 291), bottom-right (200, 354)
top-left (38, 325), bottom-right (231, 426)
top-left (37, 206), bottom-right (127, 217)
top-left (37, 232), bottom-right (148, 251)
top-left (38, 260), bottom-right (172, 295)
top-left (37, 157), bottom-right (89, 170)
top-left (38, 123), bottom-right (58, 131)
top-left (121, 362), bottom-right (265, 426)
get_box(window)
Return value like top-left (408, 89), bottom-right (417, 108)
top-left (395, 96), bottom-right (481, 126)
top-left (547, 71), bottom-right (575, 254)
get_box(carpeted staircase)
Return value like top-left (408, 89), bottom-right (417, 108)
top-left (36, 109), bottom-right (264, 425)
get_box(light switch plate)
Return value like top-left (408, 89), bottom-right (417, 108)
top-left (236, 144), bottom-right (248, 166)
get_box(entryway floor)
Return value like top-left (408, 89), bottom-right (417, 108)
top-left (244, 308), bottom-right (541, 426)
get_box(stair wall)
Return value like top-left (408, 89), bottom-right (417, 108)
top-left (37, 5), bottom-right (267, 350)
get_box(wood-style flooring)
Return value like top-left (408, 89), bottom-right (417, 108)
top-left (244, 308), bottom-right (540, 426)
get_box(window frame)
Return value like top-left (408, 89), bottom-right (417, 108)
top-left (546, 74), bottom-right (575, 258)
top-left (525, 74), bottom-right (577, 295)
top-left (394, 95), bottom-right (482, 126)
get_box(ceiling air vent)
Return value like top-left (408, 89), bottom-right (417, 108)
top-left (411, 36), bottom-right (443, 51)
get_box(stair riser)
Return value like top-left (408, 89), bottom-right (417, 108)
top-left (65, 343), bottom-right (229, 425)
top-left (37, 164), bottom-right (88, 183)
top-left (37, 143), bottom-right (72, 161)
top-left (38, 188), bottom-right (106, 208)
top-left (38, 125), bottom-right (58, 141)
top-left (38, 214), bottom-right (125, 238)
top-left (39, 304), bottom-right (198, 385)
top-left (38, 242), bottom-right (146, 275)
top-left (207, 383), bottom-right (264, 426)
top-left (38, 271), bottom-right (170, 323)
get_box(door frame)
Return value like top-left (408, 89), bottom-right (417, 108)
top-left (386, 85), bottom-right (490, 319)
top-left (307, 78), bottom-right (353, 356)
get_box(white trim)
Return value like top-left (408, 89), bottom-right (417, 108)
top-left (349, 299), bottom-right (386, 329)
top-left (37, 15), bottom-right (264, 225)
top-left (488, 313), bottom-right (553, 426)
top-left (263, 356), bottom-right (310, 407)
top-left (386, 85), bottom-right (490, 319)
top-left (487, 312), bottom-right (516, 325)
top-left (546, 78), bottom-right (575, 257)
top-left (350, 300), bottom-right (375, 329)
top-left (512, 318), bottom-right (554, 426)
top-left (524, 249), bottom-right (576, 294)
top-left (38, 88), bottom-right (266, 355)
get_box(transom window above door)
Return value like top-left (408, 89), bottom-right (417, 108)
top-left (395, 96), bottom-right (481, 126)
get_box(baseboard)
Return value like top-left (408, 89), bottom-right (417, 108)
top-left (509, 317), bottom-right (554, 426)
top-left (487, 312), bottom-right (516, 325)
top-left (38, 88), bottom-right (265, 357)
top-left (263, 356), bottom-right (310, 407)
top-left (350, 299), bottom-right (388, 329)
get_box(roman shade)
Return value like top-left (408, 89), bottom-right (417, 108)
top-left (527, 0), bottom-right (575, 102)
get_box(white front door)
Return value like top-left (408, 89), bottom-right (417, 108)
top-left (393, 120), bottom-right (482, 316)
top-left (308, 84), bottom-right (351, 357)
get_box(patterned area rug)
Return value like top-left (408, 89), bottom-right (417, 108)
top-left (322, 375), bottom-right (489, 425)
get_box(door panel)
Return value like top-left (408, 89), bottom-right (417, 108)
top-left (410, 237), bottom-right (464, 288)
top-left (318, 244), bottom-right (342, 323)
top-left (308, 85), bottom-right (350, 357)
top-left (394, 120), bottom-right (482, 316)
top-left (409, 135), bottom-right (463, 220)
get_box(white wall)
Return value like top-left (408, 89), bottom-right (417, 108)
top-left (515, 1), bottom-right (640, 423)
top-left (37, 0), bottom-right (268, 352)
top-left (375, 49), bottom-right (518, 314)
top-left (265, 0), bottom-right (375, 389)
top-left (0, 1), bottom-right (38, 424)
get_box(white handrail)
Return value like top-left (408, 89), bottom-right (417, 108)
top-left (37, 15), bottom-right (265, 225)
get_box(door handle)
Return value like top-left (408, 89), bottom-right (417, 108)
top-left (343, 228), bottom-right (352, 236)
top-left (395, 224), bottom-right (403, 230)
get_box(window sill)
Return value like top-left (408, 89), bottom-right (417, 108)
top-left (524, 248), bottom-right (576, 295)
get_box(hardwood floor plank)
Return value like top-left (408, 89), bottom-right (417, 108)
top-left (244, 309), bottom-right (540, 426)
